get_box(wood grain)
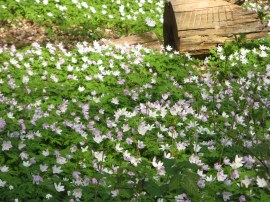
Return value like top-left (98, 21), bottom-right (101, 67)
top-left (164, 0), bottom-right (270, 55)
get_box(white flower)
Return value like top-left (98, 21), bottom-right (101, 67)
top-left (81, 146), bottom-right (88, 152)
top-left (123, 150), bottom-right (131, 161)
top-left (93, 135), bottom-right (103, 144)
top-left (2, 141), bottom-right (12, 151)
top-left (47, 12), bottom-right (53, 17)
top-left (241, 176), bottom-right (251, 188)
top-left (0, 179), bottom-right (6, 187)
top-left (0, 165), bottom-right (9, 172)
top-left (58, 5), bottom-right (67, 11)
top-left (165, 45), bottom-right (173, 52)
top-left (81, 1), bottom-right (88, 8)
top-left (67, 65), bottom-right (73, 71)
top-left (162, 93), bottom-right (170, 100)
top-left (222, 112), bottom-right (229, 118)
top-left (193, 143), bottom-right (202, 152)
top-left (206, 175), bottom-right (215, 182)
top-left (230, 155), bottom-right (244, 169)
top-left (111, 98), bottom-right (119, 105)
top-left (185, 52), bottom-right (192, 60)
top-left (115, 143), bottom-right (123, 152)
top-left (52, 165), bottom-right (63, 174)
top-left (56, 156), bottom-right (67, 165)
top-left (122, 124), bottom-right (130, 132)
top-left (220, 54), bottom-right (226, 60)
top-left (223, 191), bottom-right (232, 201)
top-left (259, 50), bottom-right (268, 58)
top-left (175, 193), bottom-right (189, 202)
top-left (93, 97), bottom-right (100, 103)
top-left (45, 194), bottom-right (52, 199)
top-left (138, 122), bottom-right (148, 136)
top-left (90, 6), bottom-right (96, 13)
top-left (256, 176), bottom-right (268, 188)
top-left (78, 86), bottom-right (85, 92)
top-left (176, 141), bottom-right (188, 151)
top-left (235, 115), bottom-right (245, 126)
top-left (54, 182), bottom-right (65, 192)
top-left (22, 75), bottom-right (29, 84)
top-left (164, 152), bottom-right (174, 159)
top-left (160, 144), bottom-right (170, 151)
top-left (217, 170), bottom-right (227, 182)
top-left (7, 112), bottom-right (14, 119)
top-left (92, 151), bottom-right (106, 162)
top-left (73, 188), bottom-right (82, 198)
top-left (137, 140), bottom-right (146, 149)
top-left (145, 17), bottom-right (156, 27)
top-left (111, 189), bottom-right (119, 197)
top-left (22, 161), bottom-right (31, 167)
top-left (40, 164), bottom-right (48, 172)
top-left (152, 157), bottom-right (164, 170)
top-left (42, 149), bottom-right (50, 156)
top-left (119, 5), bottom-right (125, 13)
top-left (217, 46), bottom-right (223, 53)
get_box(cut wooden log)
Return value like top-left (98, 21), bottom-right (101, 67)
top-left (163, 0), bottom-right (270, 55)
top-left (102, 32), bottom-right (161, 50)
top-left (224, 0), bottom-right (244, 5)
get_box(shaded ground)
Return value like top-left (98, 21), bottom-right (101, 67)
top-left (0, 19), bottom-right (99, 49)
top-left (0, 20), bottom-right (45, 47)
top-left (0, 19), bottom-right (161, 51)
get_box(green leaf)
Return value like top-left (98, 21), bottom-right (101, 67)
top-left (169, 169), bottom-right (200, 200)
top-left (180, 169), bottom-right (200, 197)
top-left (144, 180), bottom-right (162, 197)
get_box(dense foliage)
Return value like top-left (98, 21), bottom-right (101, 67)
top-left (0, 0), bottom-right (270, 201)
top-left (0, 0), bottom-right (164, 39)
top-left (0, 37), bottom-right (270, 201)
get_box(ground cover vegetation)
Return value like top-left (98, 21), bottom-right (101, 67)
top-left (0, 0), bottom-right (164, 40)
top-left (0, 0), bottom-right (270, 201)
